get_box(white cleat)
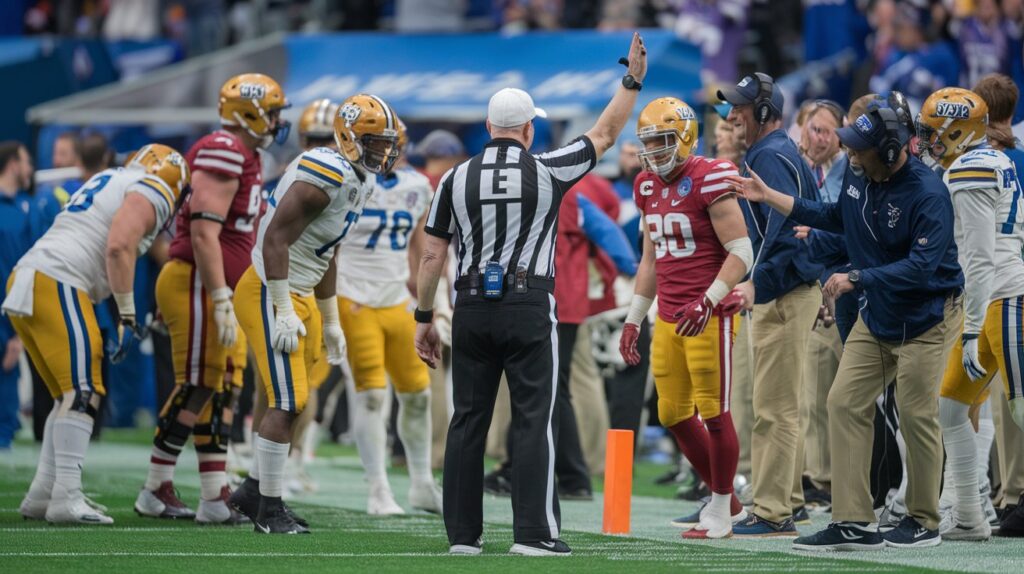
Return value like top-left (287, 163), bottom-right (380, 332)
top-left (942, 519), bottom-right (991, 541)
top-left (19, 494), bottom-right (48, 520)
top-left (46, 495), bottom-right (114, 525)
top-left (367, 483), bottom-right (405, 516)
top-left (409, 480), bottom-right (443, 514)
top-left (195, 498), bottom-right (232, 524)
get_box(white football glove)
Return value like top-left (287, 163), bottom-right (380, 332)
top-left (268, 280), bottom-right (305, 354)
top-left (961, 334), bottom-right (987, 381)
top-left (210, 287), bottom-right (238, 348)
top-left (317, 297), bottom-right (347, 365)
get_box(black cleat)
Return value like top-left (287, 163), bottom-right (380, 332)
top-left (230, 477), bottom-right (308, 528)
top-left (254, 497), bottom-right (310, 535)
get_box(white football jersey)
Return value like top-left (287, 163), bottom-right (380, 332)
top-left (337, 167), bottom-right (432, 307)
top-left (252, 147), bottom-right (374, 295)
top-left (18, 167), bottom-right (176, 302)
top-left (945, 146), bottom-right (1024, 333)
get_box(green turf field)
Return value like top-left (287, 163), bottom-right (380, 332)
top-left (0, 430), bottom-right (1019, 573)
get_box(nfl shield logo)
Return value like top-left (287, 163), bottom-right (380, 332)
top-left (677, 177), bottom-right (692, 198)
top-left (661, 187), bottom-right (669, 199)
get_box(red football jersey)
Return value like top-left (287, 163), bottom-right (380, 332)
top-left (634, 155), bottom-right (739, 322)
top-left (169, 130), bottom-right (265, 289)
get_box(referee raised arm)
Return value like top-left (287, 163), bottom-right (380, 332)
top-left (412, 32), bottom-right (647, 556)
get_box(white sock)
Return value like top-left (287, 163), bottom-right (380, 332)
top-left (397, 390), bottom-right (433, 483)
top-left (26, 405), bottom-right (59, 501)
top-left (939, 460), bottom-right (956, 511)
top-left (256, 436), bottom-right (290, 498)
top-left (975, 402), bottom-right (995, 494)
top-left (197, 452), bottom-right (227, 500)
top-left (706, 492), bottom-right (731, 518)
top-left (249, 432), bottom-right (261, 481)
top-left (52, 414), bottom-right (94, 500)
top-left (939, 398), bottom-right (983, 524)
top-left (354, 388), bottom-right (388, 486)
top-left (302, 422), bottom-right (319, 464)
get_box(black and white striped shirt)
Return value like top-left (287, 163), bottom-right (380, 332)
top-left (424, 136), bottom-right (597, 280)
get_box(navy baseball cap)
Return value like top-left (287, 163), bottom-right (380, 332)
top-left (836, 105), bottom-right (911, 151)
top-left (716, 74), bottom-right (785, 114)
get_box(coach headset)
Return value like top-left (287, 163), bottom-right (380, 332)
top-left (863, 92), bottom-right (915, 167)
top-left (752, 72), bottom-right (781, 125)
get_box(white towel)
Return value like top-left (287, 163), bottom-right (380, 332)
top-left (2, 267), bottom-right (35, 317)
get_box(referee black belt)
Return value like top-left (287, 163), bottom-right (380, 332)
top-left (453, 273), bottom-right (555, 293)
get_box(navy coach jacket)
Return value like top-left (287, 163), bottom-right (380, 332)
top-left (790, 155), bottom-right (964, 341)
top-left (741, 130), bottom-right (824, 304)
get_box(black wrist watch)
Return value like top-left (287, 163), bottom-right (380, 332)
top-left (848, 269), bottom-right (861, 284)
top-left (414, 308), bottom-right (433, 324)
top-left (622, 74), bottom-right (642, 91)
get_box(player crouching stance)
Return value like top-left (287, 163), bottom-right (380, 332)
top-left (230, 94), bottom-right (396, 533)
top-left (337, 120), bottom-right (442, 515)
top-left (919, 88), bottom-right (1024, 541)
top-left (619, 98), bottom-right (752, 539)
top-left (5, 145), bottom-right (189, 524)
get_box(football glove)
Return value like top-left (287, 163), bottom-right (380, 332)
top-left (211, 287), bottom-right (238, 348)
top-left (718, 290), bottom-right (745, 316)
top-left (619, 322), bottom-right (641, 366)
top-left (674, 295), bottom-right (713, 337)
top-left (109, 316), bottom-right (147, 364)
top-left (961, 334), bottom-right (987, 381)
top-left (323, 322), bottom-right (347, 365)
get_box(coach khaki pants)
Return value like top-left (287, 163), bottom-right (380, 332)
top-left (750, 283), bottom-right (820, 523)
top-left (802, 322), bottom-right (842, 490)
top-left (994, 388), bottom-right (1024, 505)
top-left (733, 317), bottom-right (755, 478)
top-left (829, 297), bottom-right (961, 530)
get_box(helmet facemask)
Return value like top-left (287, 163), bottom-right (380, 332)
top-left (638, 131), bottom-right (682, 177)
top-left (359, 133), bottom-right (398, 173)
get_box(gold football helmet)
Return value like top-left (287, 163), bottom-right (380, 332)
top-left (127, 143), bottom-right (191, 206)
top-left (299, 98), bottom-right (339, 141)
top-left (219, 73), bottom-right (290, 149)
top-left (916, 88), bottom-right (988, 169)
top-left (636, 98), bottom-right (699, 177)
top-left (334, 94), bottom-right (400, 173)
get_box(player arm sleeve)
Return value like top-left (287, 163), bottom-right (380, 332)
top-left (126, 176), bottom-right (174, 229)
top-left (534, 136), bottom-right (598, 195)
top-left (951, 186), bottom-right (1000, 334)
top-left (859, 194), bottom-right (956, 293)
top-left (579, 194), bottom-right (638, 276)
top-left (424, 168), bottom-right (457, 240)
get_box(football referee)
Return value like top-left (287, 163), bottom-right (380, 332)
top-left (413, 32), bottom-right (647, 556)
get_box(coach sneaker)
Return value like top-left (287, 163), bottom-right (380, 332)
top-left (732, 513), bottom-right (799, 538)
top-left (197, 486), bottom-right (250, 525)
top-left (409, 479), bottom-right (443, 514)
top-left (368, 482), bottom-right (405, 516)
top-left (449, 537), bottom-right (483, 555)
top-left (881, 516), bottom-right (941, 548)
top-left (792, 522), bottom-right (884, 552)
top-left (46, 493), bottom-right (114, 525)
top-left (135, 481), bottom-right (196, 519)
top-left (509, 539), bottom-right (571, 556)
top-left (997, 495), bottom-right (1024, 537)
top-left (254, 498), bottom-right (310, 535)
top-left (793, 506), bottom-right (813, 525)
top-left (670, 496), bottom-right (747, 529)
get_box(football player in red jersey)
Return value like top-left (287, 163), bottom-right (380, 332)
top-left (619, 98), bottom-right (753, 539)
top-left (135, 73), bottom-right (290, 524)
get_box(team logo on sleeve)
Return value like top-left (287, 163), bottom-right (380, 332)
top-left (677, 177), bottom-right (692, 198)
top-left (935, 102), bottom-right (970, 119)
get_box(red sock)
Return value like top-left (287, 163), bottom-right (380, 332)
top-left (705, 411), bottom-right (741, 515)
top-left (667, 415), bottom-right (713, 488)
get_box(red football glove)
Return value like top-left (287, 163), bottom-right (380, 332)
top-left (674, 295), bottom-right (713, 337)
top-left (718, 290), bottom-right (745, 316)
top-left (619, 323), bottom-right (641, 366)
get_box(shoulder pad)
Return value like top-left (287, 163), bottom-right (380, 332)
top-left (297, 149), bottom-right (349, 188)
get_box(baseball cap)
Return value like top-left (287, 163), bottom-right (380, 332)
top-left (836, 105), bottom-right (911, 151)
top-left (487, 88), bottom-right (548, 128)
top-left (417, 130), bottom-right (466, 159)
top-left (716, 74), bottom-right (785, 116)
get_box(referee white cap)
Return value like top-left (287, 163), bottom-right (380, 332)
top-left (487, 88), bottom-right (548, 128)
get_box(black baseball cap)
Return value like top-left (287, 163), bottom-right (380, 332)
top-left (716, 74), bottom-right (785, 115)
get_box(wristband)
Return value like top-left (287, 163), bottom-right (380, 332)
top-left (210, 286), bottom-right (232, 304)
top-left (316, 296), bottom-right (340, 325)
top-left (625, 295), bottom-right (653, 325)
top-left (267, 279), bottom-right (294, 314)
top-left (414, 308), bottom-right (434, 323)
top-left (190, 211), bottom-right (226, 224)
top-left (113, 292), bottom-right (136, 319)
top-left (705, 279), bottom-right (730, 307)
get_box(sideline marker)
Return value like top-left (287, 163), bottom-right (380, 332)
top-left (602, 429), bottom-right (634, 535)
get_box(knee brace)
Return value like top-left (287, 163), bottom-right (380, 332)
top-left (939, 396), bottom-right (970, 430)
top-left (58, 390), bottom-right (100, 421)
top-left (398, 389), bottom-right (430, 413)
top-left (206, 386), bottom-right (240, 451)
top-left (359, 388), bottom-right (387, 412)
top-left (1009, 397), bottom-right (1024, 432)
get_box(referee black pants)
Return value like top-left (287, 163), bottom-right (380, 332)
top-left (444, 287), bottom-right (560, 545)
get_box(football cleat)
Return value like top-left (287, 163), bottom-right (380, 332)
top-left (254, 498), bottom-right (310, 535)
top-left (509, 539), bottom-right (572, 556)
top-left (941, 519), bottom-right (991, 541)
top-left (230, 477), bottom-right (307, 527)
top-left (46, 495), bottom-right (114, 525)
top-left (368, 482), bottom-right (404, 516)
top-left (19, 494), bottom-right (48, 520)
top-left (409, 480), bottom-right (443, 514)
top-left (196, 486), bottom-right (250, 525)
top-left (134, 482), bottom-right (196, 519)
top-left (670, 496), bottom-right (747, 529)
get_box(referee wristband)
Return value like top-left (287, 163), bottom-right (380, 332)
top-left (414, 308), bottom-right (433, 323)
